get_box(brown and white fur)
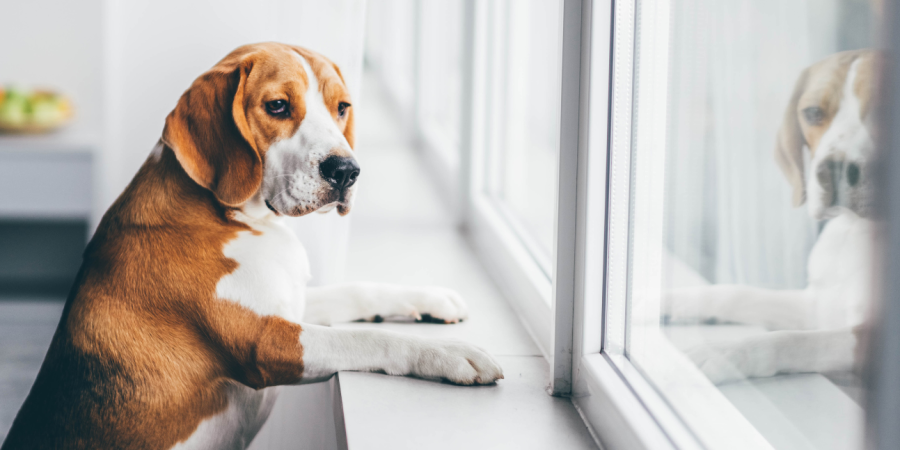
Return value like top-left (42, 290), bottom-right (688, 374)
top-left (1, 43), bottom-right (502, 450)
top-left (664, 50), bottom-right (879, 384)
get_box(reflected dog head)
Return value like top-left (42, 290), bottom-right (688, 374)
top-left (163, 42), bottom-right (358, 217)
top-left (775, 50), bottom-right (878, 220)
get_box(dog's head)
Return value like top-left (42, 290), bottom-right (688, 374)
top-left (776, 50), bottom-right (879, 220)
top-left (162, 42), bottom-right (358, 216)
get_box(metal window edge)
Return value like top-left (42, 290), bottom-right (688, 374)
top-left (550, 0), bottom-right (593, 396)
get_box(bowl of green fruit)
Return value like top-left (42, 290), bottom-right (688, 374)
top-left (0, 87), bottom-right (73, 134)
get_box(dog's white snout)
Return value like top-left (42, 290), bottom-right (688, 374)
top-left (812, 152), bottom-right (869, 218)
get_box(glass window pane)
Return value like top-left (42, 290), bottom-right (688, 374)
top-left (417, 0), bottom-right (464, 166)
top-left (620, 0), bottom-right (881, 448)
top-left (483, 0), bottom-right (562, 269)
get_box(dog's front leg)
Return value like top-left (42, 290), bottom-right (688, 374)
top-left (685, 327), bottom-right (858, 384)
top-left (304, 283), bottom-right (468, 325)
top-left (663, 285), bottom-right (815, 330)
top-left (297, 324), bottom-right (503, 385)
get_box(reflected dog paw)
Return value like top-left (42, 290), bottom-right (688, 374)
top-left (685, 345), bottom-right (746, 385)
top-left (662, 287), bottom-right (713, 325)
top-left (686, 340), bottom-right (777, 385)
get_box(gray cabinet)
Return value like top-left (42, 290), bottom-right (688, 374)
top-left (0, 134), bottom-right (94, 298)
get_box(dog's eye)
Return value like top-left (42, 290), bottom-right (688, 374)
top-left (337, 102), bottom-right (351, 118)
top-left (266, 100), bottom-right (289, 116)
top-left (803, 106), bottom-right (826, 125)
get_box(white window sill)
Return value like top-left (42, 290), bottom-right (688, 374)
top-left (330, 225), bottom-right (596, 449)
top-left (336, 355), bottom-right (595, 450)
top-left (663, 325), bottom-right (864, 450)
top-left (316, 72), bottom-right (597, 450)
top-left (324, 90), bottom-right (596, 444)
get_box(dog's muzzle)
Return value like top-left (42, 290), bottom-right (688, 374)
top-left (814, 154), bottom-right (872, 218)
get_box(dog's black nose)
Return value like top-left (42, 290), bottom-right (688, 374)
top-left (320, 155), bottom-right (360, 189)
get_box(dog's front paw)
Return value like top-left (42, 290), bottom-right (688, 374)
top-left (408, 287), bottom-right (469, 324)
top-left (355, 285), bottom-right (469, 324)
top-left (414, 340), bottom-right (503, 385)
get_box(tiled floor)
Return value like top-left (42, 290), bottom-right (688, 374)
top-left (0, 301), bottom-right (64, 441)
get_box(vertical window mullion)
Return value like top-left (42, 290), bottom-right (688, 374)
top-left (550, 0), bottom-right (592, 396)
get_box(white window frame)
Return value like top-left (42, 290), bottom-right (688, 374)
top-left (458, 0), bottom-right (768, 446)
top-left (560, 1), bottom-right (762, 448)
top-left (463, 0), bottom-right (560, 357)
top-left (548, 0), bottom-right (691, 447)
top-left (557, 1), bottom-right (678, 447)
top-left (557, 1), bottom-right (900, 449)
top-left (377, 0), bottom-right (560, 357)
top-left (404, 0), bottom-right (899, 447)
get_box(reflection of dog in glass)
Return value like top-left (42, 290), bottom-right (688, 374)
top-left (664, 49), bottom-right (879, 384)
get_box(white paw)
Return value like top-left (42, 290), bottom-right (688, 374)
top-left (685, 345), bottom-right (745, 384)
top-left (686, 341), bottom-right (776, 385)
top-left (355, 285), bottom-right (469, 324)
top-left (414, 340), bottom-right (503, 385)
top-left (662, 288), bottom-right (711, 324)
top-left (409, 287), bottom-right (469, 324)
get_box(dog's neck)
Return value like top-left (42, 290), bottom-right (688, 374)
top-left (239, 193), bottom-right (279, 222)
top-left (98, 144), bottom-right (237, 231)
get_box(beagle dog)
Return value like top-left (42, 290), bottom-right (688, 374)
top-left (1, 43), bottom-right (502, 450)
top-left (664, 49), bottom-right (879, 384)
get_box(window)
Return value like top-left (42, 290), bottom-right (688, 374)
top-left (572, 0), bottom-right (885, 448)
top-left (365, 1), bottom-right (900, 447)
top-left (465, 0), bottom-right (565, 354)
top-left (480, 0), bottom-right (563, 271)
top-left (416, 0), bottom-right (465, 170)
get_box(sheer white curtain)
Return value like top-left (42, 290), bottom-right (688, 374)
top-left (364, 0), bottom-right (417, 113)
top-left (416, 0), bottom-right (464, 166)
top-left (485, 0), bottom-right (562, 263)
top-left (662, 0), bottom-right (843, 289)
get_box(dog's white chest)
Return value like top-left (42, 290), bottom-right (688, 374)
top-left (807, 212), bottom-right (873, 327)
top-left (171, 383), bottom-right (282, 450)
top-left (174, 215), bottom-right (310, 450)
top-left (216, 215), bottom-right (311, 323)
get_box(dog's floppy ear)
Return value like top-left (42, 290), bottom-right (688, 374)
top-left (162, 53), bottom-right (261, 206)
top-left (775, 68), bottom-right (810, 207)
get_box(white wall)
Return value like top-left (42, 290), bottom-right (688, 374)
top-left (0, 0), bottom-right (103, 143)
